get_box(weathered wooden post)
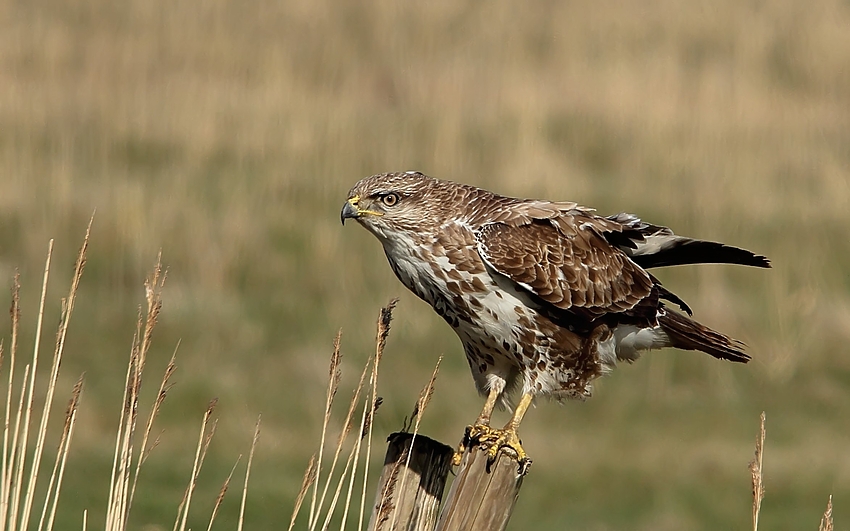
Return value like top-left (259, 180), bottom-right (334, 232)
top-left (435, 445), bottom-right (525, 531)
top-left (368, 432), bottom-right (454, 531)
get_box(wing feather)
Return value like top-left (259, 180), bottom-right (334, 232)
top-left (606, 212), bottom-right (771, 268)
top-left (475, 212), bottom-right (654, 319)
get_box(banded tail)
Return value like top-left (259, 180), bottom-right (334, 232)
top-left (658, 309), bottom-right (750, 363)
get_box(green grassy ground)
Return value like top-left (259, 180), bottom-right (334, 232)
top-left (2, 0), bottom-right (850, 528)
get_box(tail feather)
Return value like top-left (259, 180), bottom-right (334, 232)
top-left (631, 239), bottom-right (771, 269)
top-left (657, 309), bottom-right (750, 363)
top-left (606, 212), bottom-right (771, 269)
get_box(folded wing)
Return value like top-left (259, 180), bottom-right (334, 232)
top-left (475, 213), bottom-right (655, 321)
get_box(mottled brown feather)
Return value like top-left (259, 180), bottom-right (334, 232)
top-left (475, 218), bottom-right (654, 318)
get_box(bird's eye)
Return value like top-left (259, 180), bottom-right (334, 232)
top-left (381, 192), bottom-right (401, 207)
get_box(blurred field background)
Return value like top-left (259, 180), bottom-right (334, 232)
top-left (2, 0), bottom-right (850, 529)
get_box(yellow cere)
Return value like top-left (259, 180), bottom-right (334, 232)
top-left (349, 196), bottom-right (384, 217)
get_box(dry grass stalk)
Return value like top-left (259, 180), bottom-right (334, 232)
top-left (387, 356), bottom-right (442, 531)
top-left (104, 315), bottom-right (137, 530)
top-left (173, 399), bottom-right (218, 531)
top-left (4, 364), bottom-right (29, 531)
top-left (331, 372), bottom-right (385, 531)
top-left (0, 274), bottom-right (20, 528)
top-left (205, 455), bottom-right (241, 531)
top-left (0, 241), bottom-right (257, 530)
top-left (237, 416), bottom-right (261, 531)
top-left (106, 255), bottom-right (168, 531)
top-left (374, 300), bottom-right (398, 362)
top-left (288, 455), bottom-right (317, 531)
top-left (128, 347), bottom-right (178, 509)
top-left (325, 300), bottom-right (396, 531)
top-left (356, 302), bottom-right (397, 531)
top-left (319, 414), bottom-right (365, 531)
top-left (104, 318), bottom-right (140, 531)
top-left (295, 300), bottom-right (396, 531)
top-left (0, 227), bottom-right (89, 531)
top-left (7, 240), bottom-right (53, 531)
top-left (373, 451), bottom-right (403, 530)
top-left (140, 251), bottom-right (166, 374)
top-left (749, 411), bottom-right (765, 531)
top-left (308, 330), bottom-right (343, 529)
top-left (314, 345), bottom-right (375, 531)
top-left (20, 218), bottom-right (90, 530)
top-left (38, 375), bottom-right (84, 531)
top-left (357, 397), bottom-right (381, 531)
top-left (338, 396), bottom-right (371, 531)
top-left (819, 495), bottom-right (833, 531)
top-left (369, 301), bottom-right (434, 530)
top-left (410, 357), bottom-right (442, 436)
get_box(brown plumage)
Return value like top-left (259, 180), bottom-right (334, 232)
top-left (341, 171), bottom-right (769, 468)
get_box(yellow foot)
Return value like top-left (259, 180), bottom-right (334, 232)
top-left (452, 423), bottom-right (483, 466)
top-left (456, 423), bottom-right (532, 475)
top-left (451, 448), bottom-right (464, 467)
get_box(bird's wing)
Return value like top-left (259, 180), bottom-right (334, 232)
top-left (475, 211), bottom-right (654, 318)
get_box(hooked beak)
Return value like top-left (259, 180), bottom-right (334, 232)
top-left (341, 197), bottom-right (360, 225)
top-left (341, 195), bottom-right (384, 225)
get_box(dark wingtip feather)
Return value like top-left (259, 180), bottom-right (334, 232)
top-left (634, 240), bottom-right (771, 270)
top-left (655, 283), bottom-right (693, 316)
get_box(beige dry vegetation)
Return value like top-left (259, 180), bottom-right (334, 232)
top-left (1, 0), bottom-right (849, 528)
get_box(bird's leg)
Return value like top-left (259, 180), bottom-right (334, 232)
top-left (483, 392), bottom-right (533, 474)
top-left (456, 391), bottom-right (534, 475)
top-left (453, 386), bottom-right (500, 466)
top-left (475, 383), bottom-right (501, 426)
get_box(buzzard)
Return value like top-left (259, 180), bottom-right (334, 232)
top-left (341, 171), bottom-right (768, 472)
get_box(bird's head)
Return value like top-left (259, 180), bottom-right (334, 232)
top-left (341, 171), bottom-right (450, 240)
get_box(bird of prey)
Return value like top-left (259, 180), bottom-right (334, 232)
top-left (341, 171), bottom-right (769, 472)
